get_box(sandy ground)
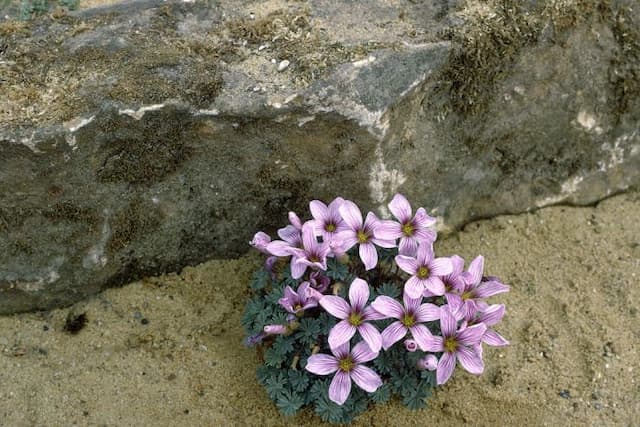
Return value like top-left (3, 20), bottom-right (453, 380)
top-left (0, 191), bottom-right (638, 426)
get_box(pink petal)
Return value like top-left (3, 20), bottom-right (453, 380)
top-left (351, 340), bottom-right (378, 364)
top-left (436, 352), bottom-right (456, 385)
top-left (357, 322), bottom-right (382, 353)
top-left (416, 243), bottom-right (434, 264)
top-left (371, 237), bottom-right (397, 249)
top-left (404, 276), bottom-right (425, 299)
top-left (450, 255), bottom-right (465, 276)
top-left (288, 212), bottom-right (303, 230)
top-left (371, 296), bottom-right (404, 319)
top-left (456, 346), bottom-right (484, 375)
top-left (395, 255), bottom-right (418, 275)
top-left (277, 225), bottom-right (300, 244)
top-left (413, 228), bottom-right (436, 244)
top-left (429, 257), bottom-right (453, 276)
top-left (381, 321), bottom-right (408, 350)
top-left (424, 276), bottom-right (445, 296)
top-left (266, 240), bottom-right (294, 257)
top-left (416, 302), bottom-right (440, 322)
top-left (474, 281), bottom-right (510, 299)
top-left (309, 200), bottom-right (329, 223)
top-left (359, 243), bottom-right (378, 270)
top-left (398, 237), bottom-right (418, 257)
top-left (440, 306), bottom-right (458, 337)
top-left (408, 323), bottom-right (434, 352)
top-left (339, 200), bottom-right (363, 230)
top-left (329, 371), bottom-right (352, 405)
top-left (375, 220), bottom-right (402, 240)
top-left (301, 222), bottom-right (318, 251)
top-left (331, 342), bottom-right (351, 360)
top-left (402, 292), bottom-right (422, 313)
top-left (477, 304), bottom-right (505, 326)
top-left (466, 255), bottom-right (484, 286)
top-left (350, 365), bottom-right (382, 393)
top-left (328, 320), bottom-right (357, 350)
top-left (482, 329), bottom-right (510, 346)
top-left (348, 278), bottom-right (370, 311)
top-left (416, 329), bottom-right (443, 352)
top-left (320, 296), bottom-right (351, 319)
top-left (417, 354), bottom-right (438, 371)
top-left (363, 211), bottom-right (381, 231)
top-left (413, 207), bottom-right (436, 228)
top-left (290, 259), bottom-right (307, 279)
top-left (362, 306), bottom-right (387, 321)
top-left (388, 193), bottom-right (412, 222)
top-left (457, 323), bottom-right (487, 346)
top-left (305, 354), bottom-right (339, 375)
top-left (334, 231), bottom-right (358, 252)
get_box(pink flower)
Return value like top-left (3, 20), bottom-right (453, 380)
top-left (336, 200), bottom-right (395, 270)
top-left (375, 193), bottom-right (437, 256)
top-left (249, 231), bottom-right (272, 254)
top-left (464, 304), bottom-right (510, 348)
top-left (288, 222), bottom-right (331, 279)
top-left (309, 197), bottom-right (350, 244)
top-left (305, 341), bottom-right (382, 405)
top-left (421, 306), bottom-right (487, 385)
top-left (395, 243), bottom-right (453, 299)
top-left (371, 292), bottom-right (440, 350)
top-left (319, 278), bottom-right (383, 352)
top-left (278, 282), bottom-right (318, 316)
top-left (447, 256), bottom-right (510, 320)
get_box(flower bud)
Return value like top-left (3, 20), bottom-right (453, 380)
top-left (263, 324), bottom-right (287, 335)
top-left (417, 354), bottom-right (438, 371)
top-left (288, 212), bottom-right (303, 230)
top-left (250, 232), bottom-right (272, 254)
top-left (404, 339), bottom-right (418, 352)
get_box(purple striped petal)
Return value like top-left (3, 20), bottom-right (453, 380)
top-left (375, 220), bottom-right (402, 240)
top-left (350, 365), bottom-right (382, 393)
top-left (408, 323), bottom-right (433, 351)
top-left (417, 330), bottom-right (443, 352)
top-left (339, 201), bottom-right (363, 231)
top-left (277, 225), bottom-right (301, 244)
top-left (416, 243), bottom-right (434, 264)
top-left (310, 200), bottom-right (329, 223)
top-left (301, 222), bottom-right (317, 251)
top-left (349, 278), bottom-right (370, 310)
top-left (404, 276), bottom-right (425, 299)
top-left (416, 303), bottom-right (440, 322)
top-left (363, 306), bottom-right (387, 321)
top-left (483, 329), bottom-right (510, 346)
top-left (424, 276), bottom-right (445, 296)
top-left (450, 255), bottom-right (465, 276)
top-left (371, 237), bottom-right (398, 249)
top-left (457, 323), bottom-right (487, 346)
top-left (398, 237), bottom-right (418, 257)
top-left (395, 255), bottom-right (418, 275)
top-left (328, 320), bottom-right (357, 349)
top-left (329, 371), bottom-right (352, 405)
top-left (466, 255), bottom-right (484, 286)
top-left (371, 296), bottom-right (404, 319)
top-left (436, 352), bottom-right (456, 385)
top-left (413, 207), bottom-right (436, 228)
top-left (331, 342), bottom-right (351, 360)
top-left (474, 281), bottom-right (510, 298)
top-left (413, 228), bottom-right (436, 244)
top-left (357, 322), bottom-right (382, 353)
top-left (477, 304), bottom-right (505, 326)
top-left (305, 354), bottom-right (339, 375)
top-left (351, 340), bottom-right (379, 364)
top-left (266, 240), bottom-right (295, 256)
top-left (320, 296), bottom-right (351, 319)
top-left (381, 321), bottom-right (408, 350)
top-left (429, 257), bottom-right (453, 276)
top-left (402, 292), bottom-right (422, 313)
top-left (290, 259), bottom-right (307, 279)
top-left (359, 243), bottom-right (378, 270)
top-left (456, 345), bottom-right (484, 375)
top-left (388, 193), bottom-right (412, 222)
top-left (440, 306), bottom-right (458, 337)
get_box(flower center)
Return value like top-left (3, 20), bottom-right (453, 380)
top-left (444, 337), bottom-right (458, 353)
top-left (401, 313), bottom-right (415, 327)
top-left (401, 222), bottom-right (414, 237)
top-left (309, 253), bottom-right (320, 263)
top-left (348, 311), bottom-right (363, 326)
top-left (417, 266), bottom-right (430, 279)
top-left (357, 230), bottom-right (369, 243)
top-left (325, 223), bottom-right (336, 232)
top-left (294, 304), bottom-right (303, 312)
top-left (338, 356), bottom-right (355, 372)
top-left (461, 291), bottom-right (473, 301)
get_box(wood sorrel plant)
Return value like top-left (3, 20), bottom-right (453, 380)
top-left (242, 194), bottom-right (509, 424)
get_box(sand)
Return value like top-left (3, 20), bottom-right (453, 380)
top-left (0, 191), bottom-right (638, 426)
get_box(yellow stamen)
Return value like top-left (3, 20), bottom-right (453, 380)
top-left (401, 313), bottom-right (415, 327)
top-left (417, 266), bottom-right (430, 279)
top-left (326, 223), bottom-right (336, 232)
top-left (357, 230), bottom-right (369, 243)
top-left (348, 312), bottom-right (363, 326)
top-left (401, 222), bottom-right (414, 236)
top-left (339, 356), bottom-right (355, 372)
top-left (444, 337), bottom-right (458, 353)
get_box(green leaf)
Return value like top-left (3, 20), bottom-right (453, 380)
top-left (264, 371), bottom-right (288, 400)
top-left (288, 370), bottom-right (310, 393)
top-left (377, 282), bottom-right (401, 299)
top-left (371, 383), bottom-right (391, 403)
top-left (272, 335), bottom-right (294, 356)
top-left (276, 389), bottom-right (305, 416)
top-left (326, 257), bottom-right (348, 280)
top-left (296, 318), bottom-right (322, 346)
top-left (250, 269), bottom-right (271, 290)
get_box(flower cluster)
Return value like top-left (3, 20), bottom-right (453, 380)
top-left (242, 194), bottom-right (509, 423)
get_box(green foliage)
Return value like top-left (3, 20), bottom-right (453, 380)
top-left (276, 389), bottom-right (305, 416)
top-left (377, 282), bottom-right (401, 299)
top-left (250, 269), bottom-right (271, 290)
top-left (18, 0), bottom-right (78, 20)
top-left (326, 257), bottom-right (348, 280)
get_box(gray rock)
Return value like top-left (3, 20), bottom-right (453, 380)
top-left (0, 0), bottom-right (638, 313)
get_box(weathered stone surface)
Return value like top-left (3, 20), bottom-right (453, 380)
top-left (1, 0), bottom-right (639, 313)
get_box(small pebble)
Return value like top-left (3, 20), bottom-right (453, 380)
top-left (141, 318), bottom-right (149, 325)
top-left (559, 390), bottom-right (571, 399)
top-left (277, 59), bottom-right (290, 72)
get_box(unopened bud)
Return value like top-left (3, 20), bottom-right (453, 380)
top-left (404, 339), bottom-right (418, 352)
top-left (417, 354), bottom-right (438, 371)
